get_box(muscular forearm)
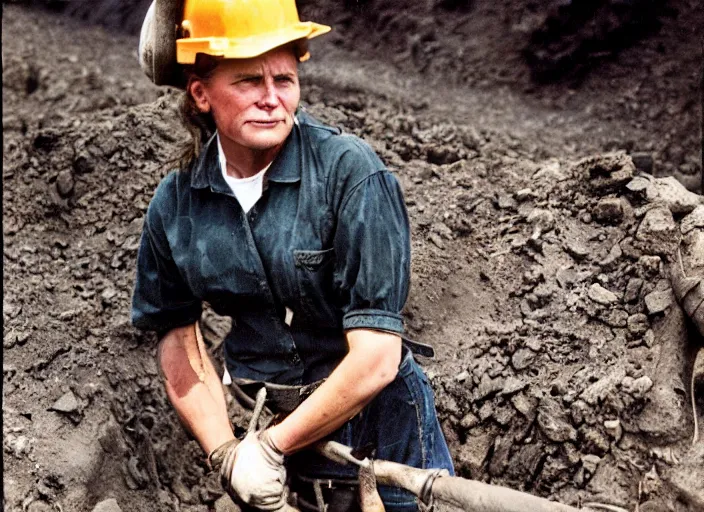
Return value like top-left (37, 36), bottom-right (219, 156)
top-left (268, 329), bottom-right (402, 455)
top-left (159, 323), bottom-right (235, 454)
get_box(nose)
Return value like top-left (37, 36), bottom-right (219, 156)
top-left (257, 79), bottom-right (279, 109)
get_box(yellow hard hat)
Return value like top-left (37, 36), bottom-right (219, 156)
top-left (176, 0), bottom-right (331, 64)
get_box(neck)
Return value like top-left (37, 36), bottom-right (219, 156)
top-left (221, 140), bottom-right (282, 179)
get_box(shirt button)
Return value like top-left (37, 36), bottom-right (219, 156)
top-left (290, 353), bottom-right (301, 365)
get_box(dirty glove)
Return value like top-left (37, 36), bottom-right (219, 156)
top-left (219, 430), bottom-right (286, 511)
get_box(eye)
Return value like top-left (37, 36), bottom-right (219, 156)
top-left (275, 76), bottom-right (295, 84)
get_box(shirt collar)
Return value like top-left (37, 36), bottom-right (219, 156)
top-left (190, 116), bottom-right (302, 191)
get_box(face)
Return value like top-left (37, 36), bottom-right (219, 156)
top-left (189, 47), bottom-right (300, 155)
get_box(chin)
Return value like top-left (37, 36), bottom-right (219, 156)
top-left (244, 128), bottom-right (291, 151)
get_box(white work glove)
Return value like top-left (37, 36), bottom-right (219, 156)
top-left (219, 430), bottom-right (286, 511)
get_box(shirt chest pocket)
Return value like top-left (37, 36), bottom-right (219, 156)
top-left (292, 248), bottom-right (339, 328)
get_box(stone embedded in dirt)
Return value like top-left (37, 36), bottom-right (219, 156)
top-left (581, 367), bottom-right (626, 405)
top-left (496, 193), bottom-right (517, 210)
top-left (511, 393), bottom-right (537, 420)
top-left (515, 188), bottom-right (535, 202)
top-left (637, 255), bottom-right (662, 278)
top-left (459, 412), bottom-right (479, 429)
top-left (599, 243), bottom-right (623, 267)
top-left (456, 431), bottom-right (495, 476)
top-left (574, 152), bottom-right (635, 193)
top-left (624, 277), bottom-right (644, 303)
top-left (630, 152), bottom-right (654, 174)
top-left (644, 289), bottom-right (674, 315)
top-left (500, 376), bottom-right (528, 396)
top-left (455, 370), bottom-right (470, 382)
top-left (588, 283), bottom-right (619, 305)
top-left (5, 434), bottom-right (31, 458)
top-left (640, 176), bottom-right (704, 215)
top-left (564, 240), bottom-right (589, 260)
top-left (621, 375), bottom-right (653, 398)
top-left (91, 498), bottom-right (122, 512)
top-left (635, 206), bottom-right (680, 256)
top-left (680, 205), bottom-right (704, 235)
top-left (605, 309), bottom-right (628, 328)
top-left (511, 347), bottom-right (536, 370)
top-left (627, 313), bottom-right (649, 335)
top-left (603, 419), bottom-right (623, 441)
top-left (593, 198), bottom-right (624, 224)
top-left (537, 397), bottom-right (577, 442)
top-left (474, 374), bottom-right (505, 401)
top-left (49, 391), bottom-right (79, 414)
top-left (527, 208), bottom-right (555, 232)
top-left (581, 454), bottom-right (602, 475)
top-left (55, 170), bottom-right (74, 197)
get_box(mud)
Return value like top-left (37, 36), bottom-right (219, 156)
top-left (3, 3), bottom-right (704, 512)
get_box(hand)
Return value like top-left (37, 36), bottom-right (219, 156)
top-left (220, 430), bottom-right (286, 511)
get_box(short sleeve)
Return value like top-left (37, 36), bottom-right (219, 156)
top-left (131, 184), bottom-right (202, 335)
top-left (333, 169), bottom-right (411, 334)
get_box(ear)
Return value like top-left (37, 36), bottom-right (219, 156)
top-left (188, 79), bottom-right (211, 113)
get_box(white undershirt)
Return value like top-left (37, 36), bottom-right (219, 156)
top-left (217, 134), bottom-right (269, 213)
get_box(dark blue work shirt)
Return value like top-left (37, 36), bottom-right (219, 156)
top-left (131, 111), bottom-right (411, 385)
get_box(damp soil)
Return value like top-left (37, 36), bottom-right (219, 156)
top-left (3, 3), bottom-right (704, 512)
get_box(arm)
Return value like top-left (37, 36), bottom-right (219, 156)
top-left (267, 328), bottom-right (402, 455)
top-left (158, 322), bottom-right (235, 454)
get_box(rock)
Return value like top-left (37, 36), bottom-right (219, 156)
top-left (574, 152), bottom-right (635, 193)
top-left (581, 367), bottom-right (626, 405)
top-left (515, 188), bottom-right (535, 201)
top-left (49, 391), bottom-right (79, 414)
top-left (500, 376), bottom-right (528, 396)
top-left (456, 431), bottom-right (495, 476)
top-left (588, 283), bottom-right (618, 305)
top-left (511, 347), bottom-right (536, 370)
top-left (627, 313), bottom-right (649, 335)
top-left (537, 397), bottom-right (577, 442)
top-left (599, 243), bottom-right (622, 267)
top-left (581, 454), bottom-right (602, 474)
top-left (621, 375), bottom-right (653, 398)
top-left (580, 426), bottom-right (611, 456)
top-left (570, 400), bottom-right (589, 426)
top-left (527, 208), bottom-right (555, 231)
top-left (455, 370), bottom-right (470, 383)
top-left (630, 152), bottom-right (654, 174)
top-left (604, 419), bottom-right (623, 442)
top-left (624, 278), bottom-right (644, 303)
top-left (644, 289), bottom-right (674, 315)
top-left (496, 193), bottom-right (517, 210)
top-left (27, 502), bottom-right (53, 512)
top-left (637, 255), bottom-right (662, 278)
top-left (55, 170), bottom-right (74, 197)
top-left (605, 309), bottom-right (628, 328)
top-left (5, 434), bottom-right (31, 458)
top-left (474, 374), bottom-right (504, 401)
top-left (681, 205), bottom-right (704, 235)
top-left (593, 198), bottom-right (624, 224)
top-left (511, 393), bottom-right (537, 420)
top-left (564, 240), bottom-right (589, 260)
top-left (428, 232), bottom-right (445, 249)
top-left (635, 206), bottom-right (680, 256)
top-left (92, 498), bottom-right (122, 512)
top-left (459, 412), bottom-right (479, 429)
top-left (644, 176), bottom-right (704, 215)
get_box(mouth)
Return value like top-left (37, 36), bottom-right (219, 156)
top-left (247, 119), bottom-right (284, 128)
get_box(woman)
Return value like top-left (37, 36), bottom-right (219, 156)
top-left (132, 1), bottom-right (454, 510)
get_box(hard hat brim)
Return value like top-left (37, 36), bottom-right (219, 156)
top-left (176, 22), bottom-right (331, 64)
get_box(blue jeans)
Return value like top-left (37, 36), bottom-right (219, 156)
top-left (287, 347), bottom-right (455, 511)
